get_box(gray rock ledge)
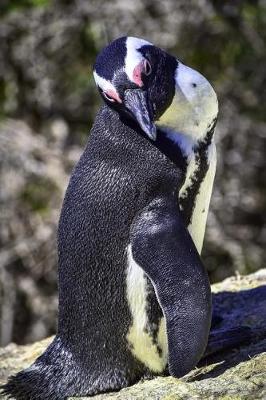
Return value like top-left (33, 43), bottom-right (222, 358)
top-left (1, 270), bottom-right (266, 399)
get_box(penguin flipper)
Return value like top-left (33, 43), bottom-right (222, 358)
top-left (130, 197), bottom-right (212, 378)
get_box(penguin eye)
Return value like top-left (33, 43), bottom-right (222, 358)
top-left (143, 59), bottom-right (152, 76)
top-left (102, 91), bottom-right (116, 102)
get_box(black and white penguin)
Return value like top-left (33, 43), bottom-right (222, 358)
top-left (2, 36), bottom-right (218, 400)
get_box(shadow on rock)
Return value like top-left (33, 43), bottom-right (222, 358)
top-left (190, 285), bottom-right (266, 381)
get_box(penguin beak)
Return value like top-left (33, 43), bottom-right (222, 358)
top-left (124, 89), bottom-right (157, 141)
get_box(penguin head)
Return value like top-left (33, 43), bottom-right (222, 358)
top-left (93, 37), bottom-right (218, 142)
top-left (93, 36), bottom-right (177, 141)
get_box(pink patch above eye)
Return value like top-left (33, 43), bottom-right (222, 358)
top-left (133, 62), bottom-right (144, 87)
top-left (106, 89), bottom-right (122, 103)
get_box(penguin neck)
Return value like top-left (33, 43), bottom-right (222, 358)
top-left (94, 106), bottom-right (215, 170)
top-left (155, 62), bottom-right (219, 159)
top-left (157, 118), bottom-right (217, 163)
top-left (92, 106), bottom-right (161, 158)
top-left (117, 109), bottom-right (188, 168)
top-left (92, 106), bottom-right (186, 171)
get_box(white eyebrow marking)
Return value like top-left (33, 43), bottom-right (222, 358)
top-left (93, 70), bottom-right (120, 98)
top-left (125, 37), bottom-right (152, 83)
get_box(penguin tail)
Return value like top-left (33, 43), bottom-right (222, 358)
top-left (1, 336), bottom-right (85, 400)
top-left (2, 369), bottom-right (46, 400)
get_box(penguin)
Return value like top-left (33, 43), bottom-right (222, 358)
top-left (2, 36), bottom-right (218, 399)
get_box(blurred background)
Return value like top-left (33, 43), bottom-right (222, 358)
top-left (0, 0), bottom-right (265, 347)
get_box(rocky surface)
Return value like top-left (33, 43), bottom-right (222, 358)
top-left (0, 119), bottom-right (82, 346)
top-left (0, 269), bottom-right (265, 399)
top-left (0, 0), bottom-right (266, 346)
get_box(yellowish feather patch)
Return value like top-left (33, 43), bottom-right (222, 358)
top-left (126, 246), bottom-right (168, 372)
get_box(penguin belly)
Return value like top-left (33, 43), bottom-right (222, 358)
top-left (184, 142), bottom-right (217, 253)
top-left (158, 126), bottom-right (217, 255)
top-left (126, 245), bottom-right (168, 374)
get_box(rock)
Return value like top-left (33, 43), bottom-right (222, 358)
top-left (1, 270), bottom-right (266, 399)
top-left (1, 0), bottom-right (266, 347)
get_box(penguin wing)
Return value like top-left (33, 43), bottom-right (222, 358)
top-left (130, 196), bottom-right (212, 378)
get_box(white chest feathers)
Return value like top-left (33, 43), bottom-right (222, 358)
top-left (180, 140), bottom-right (217, 253)
top-left (126, 245), bottom-right (168, 373)
top-left (156, 60), bottom-right (218, 253)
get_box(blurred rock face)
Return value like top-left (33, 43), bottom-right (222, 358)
top-left (0, 119), bottom-right (82, 346)
top-left (0, 0), bottom-right (265, 345)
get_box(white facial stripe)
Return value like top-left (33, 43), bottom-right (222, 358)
top-left (93, 70), bottom-right (118, 96)
top-left (125, 37), bottom-right (152, 83)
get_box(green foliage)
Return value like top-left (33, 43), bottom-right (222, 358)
top-left (0, 0), bottom-right (51, 14)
